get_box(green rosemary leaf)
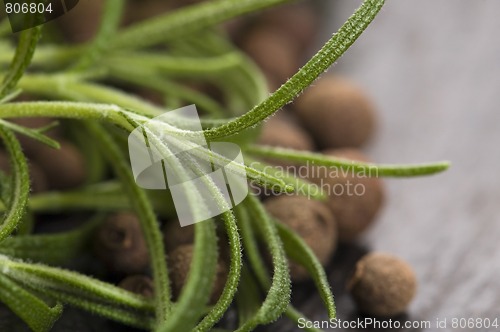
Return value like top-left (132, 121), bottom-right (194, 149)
top-left (0, 170), bottom-right (11, 205)
top-left (245, 157), bottom-right (327, 200)
top-left (0, 118), bottom-right (60, 149)
top-left (18, 76), bottom-right (164, 118)
top-left (236, 204), bottom-right (269, 287)
top-left (0, 214), bottom-right (103, 265)
top-left (0, 25), bottom-right (42, 99)
top-left (194, 213), bottom-right (242, 331)
top-left (14, 209), bottom-right (34, 236)
top-left (108, 66), bottom-right (226, 117)
top-left (113, 0), bottom-right (294, 50)
top-left (0, 101), bottom-right (134, 131)
top-left (0, 274), bottom-right (63, 332)
top-left (246, 146), bottom-right (451, 178)
top-left (0, 126), bottom-right (30, 242)
top-left (0, 255), bottom-right (154, 312)
top-left (157, 154), bottom-right (220, 332)
top-left (276, 222), bottom-right (336, 319)
top-left (28, 286), bottom-right (154, 330)
top-left (106, 52), bottom-right (243, 77)
top-left (237, 206), bottom-right (322, 331)
top-left (237, 196), bottom-right (291, 331)
top-left (204, 0), bottom-right (386, 140)
top-left (85, 123), bottom-right (172, 321)
top-left (73, 0), bottom-right (125, 70)
top-left (235, 265), bottom-right (262, 328)
top-left (66, 121), bottom-right (107, 184)
top-left (0, 19), bottom-right (10, 37)
top-left (158, 220), bottom-right (218, 332)
top-left (0, 88), bottom-right (22, 104)
top-left (18, 182), bottom-right (176, 217)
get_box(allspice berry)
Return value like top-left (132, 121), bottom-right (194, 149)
top-left (348, 253), bottom-right (417, 317)
top-left (310, 149), bottom-right (385, 242)
top-left (31, 140), bottom-right (87, 190)
top-left (93, 213), bottom-right (150, 275)
top-left (257, 3), bottom-right (318, 50)
top-left (264, 195), bottom-right (337, 281)
top-left (258, 114), bottom-right (315, 151)
top-left (294, 77), bottom-right (377, 149)
top-left (56, 0), bottom-right (105, 43)
top-left (168, 244), bottom-right (227, 304)
top-left (240, 26), bottom-right (299, 86)
top-left (118, 275), bottom-right (154, 299)
top-left (162, 220), bottom-right (194, 253)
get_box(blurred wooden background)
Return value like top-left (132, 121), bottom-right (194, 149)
top-left (269, 1), bottom-right (500, 331)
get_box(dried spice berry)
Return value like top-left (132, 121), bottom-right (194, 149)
top-left (240, 26), bottom-right (299, 88)
top-left (93, 213), bottom-right (150, 275)
top-left (348, 253), bottom-right (417, 317)
top-left (162, 220), bottom-right (195, 253)
top-left (258, 114), bottom-right (315, 151)
top-left (264, 195), bottom-right (337, 281)
top-left (257, 3), bottom-right (318, 50)
top-left (118, 275), bottom-right (154, 299)
top-left (309, 149), bottom-right (385, 242)
top-left (294, 77), bottom-right (377, 149)
top-left (56, 0), bottom-right (105, 43)
top-left (167, 244), bottom-right (227, 304)
top-left (30, 140), bottom-right (87, 190)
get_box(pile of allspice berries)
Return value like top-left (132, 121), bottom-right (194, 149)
top-left (1, 0), bottom-right (418, 325)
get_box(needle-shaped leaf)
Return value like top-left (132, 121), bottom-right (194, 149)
top-left (0, 214), bottom-right (103, 265)
top-left (0, 274), bottom-right (63, 332)
top-left (276, 222), bottom-right (336, 319)
top-left (0, 118), bottom-right (60, 149)
top-left (0, 25), bottom-right (42, 99)
top-left (0, 125), bottom-right (30, 242)
top-left (247, 146), bottom-right (450, 178)
top-left (237, 196), bottom-right (291, 331)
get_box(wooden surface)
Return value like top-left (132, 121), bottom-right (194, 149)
top-left (268, 1), bottom-right (500, 331)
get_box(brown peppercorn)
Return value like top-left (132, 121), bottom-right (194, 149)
top-left (30, 140), bottom-right (87, 190)
top-left (240, 26), bottom-right (300, 87)
top-left (257, 3), bottom-right (318, 50)
top-left (93, 213), bottom-right (150, 275)
top-left (56, 0), bottom-right (105, 43)
top-left (348, 253), bottom-right (417, 317)
top-left (264, 195), bottom-right (337, 281)
top-left (118, 275), bottom-right (154, 299)
top-left (258, 114), bottom-right (315, 151)
top-left (167, 244), bottom-right (227, 304)
top-left (162, 220), bottom-right (194, 253)
top-left (294, 77), bottom-right (377, 149)
top-left (309, 149), bottom-right (385, 242)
